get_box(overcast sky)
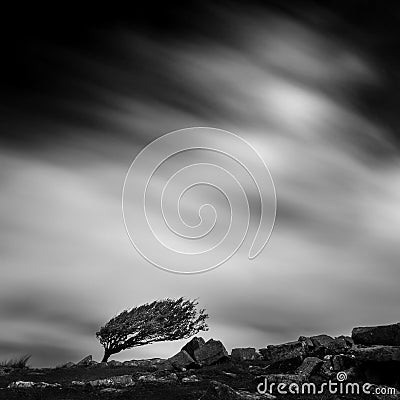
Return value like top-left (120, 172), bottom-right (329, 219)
top-left (1, 3), bottom-right (400, 366)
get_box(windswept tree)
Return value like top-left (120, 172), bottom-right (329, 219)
top-left (96, 297), bottom-right (209, 362)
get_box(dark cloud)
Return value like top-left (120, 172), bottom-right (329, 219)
top-left (1, 3), bottom-right (399, 152)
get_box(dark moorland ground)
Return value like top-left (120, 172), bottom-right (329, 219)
top-left (0, 359), bottom-right (391, 400)
top-left (3, 361), bottom-right (251, 400)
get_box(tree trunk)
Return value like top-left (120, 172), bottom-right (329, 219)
top-left (101, 349), bottom-right (112, 363)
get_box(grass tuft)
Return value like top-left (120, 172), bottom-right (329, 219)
top-left (0, 354), bottom-right (31, 368)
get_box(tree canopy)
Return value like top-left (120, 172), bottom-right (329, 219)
top-left (96, 297), bottom-right (208, 362)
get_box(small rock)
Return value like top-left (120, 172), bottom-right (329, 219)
top-left (222, 371), bottom-right (237, 378)
top-left (88, 360), bottom-right (99, 367)
top-left (156, 360), bottom-right (175, 371)
top-left (205, 380), bottom-right (241, 399)
top-left (76, 355), bottom-right (92, 367)
top-left (298, 336), bottom-right (314, 350)
top-left (231, 348), bottom-right (257, 362)
top-left (182, 374), bottom-right (201, 383)
top-left (89, 378), bottom-right (114, 387)
top-left (330, 354), bottom-right (351, 371)
top-left (249, 365), bottom-right (270, 375)
top-left (319, 360), bottom-right (335, 379)
top-left (123, 358), bottom-right (165, 370)
top-left (8, 381), bottom-right (61, 389)
top-left (182, 337), bottom-right (206, 360)
top-left (168, 350), bottom-right (196, 370)
top-left (352, 323), bottom-right (400, 346)
top-left (89, 375), bottom-right (135, 388)
top-left (138, 373), bottom-right (178, 383)
top-left (344, 336), bottom-right (355, 347)
top-left (259, 341), bottom-right (306, 363)
top-left (149, 358), bottom-right (165, 364)
top-left (310, 334), bottom-right (336, 355)
top-left (295, 357), bottom-right (322, 378)
top-left (320, 363), bottom-right (357, 381)
top-left (71, 380), bottom-right (85, 386)
top-left (194, 339), bottom-right (229, 366)
top-left (36, 382), bottom-right (62, 389)
top-left (8, 381), bottom-right (35, 388)
top-left (333, 336), bottom-right (353, 352)
top-left (123, 360), bottom-right (138, 367)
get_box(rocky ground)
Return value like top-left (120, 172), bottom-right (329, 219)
top-left (1, 323), bottom-right (400, 399)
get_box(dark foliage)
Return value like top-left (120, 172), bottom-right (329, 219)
top-left (96, 298), bottom-right (208, 362)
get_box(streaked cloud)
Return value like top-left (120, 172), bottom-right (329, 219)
top-left (0, 6), bottom-right (399, 366)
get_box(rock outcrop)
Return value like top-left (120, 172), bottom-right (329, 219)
top-left (350, 345), bottom-right (400, 362)
top-left (168, 350), bottom-right (197, 370)
top-left (295, 357), bottom-right (323, 379)
top-left (76, 355), bottom-right (92, 367)
top-left (181, 337), bottom-right (206, 359)
top-left (259, 340), bottom-right (306, 363)
top-left (352, 323), bottom-right (400, 346)
top-left (231, 348), bottom-right (258, 362)
top-left (299, 334), bottom-right (352, 356)
top-left (193, 339), bottom-right (229, 366)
